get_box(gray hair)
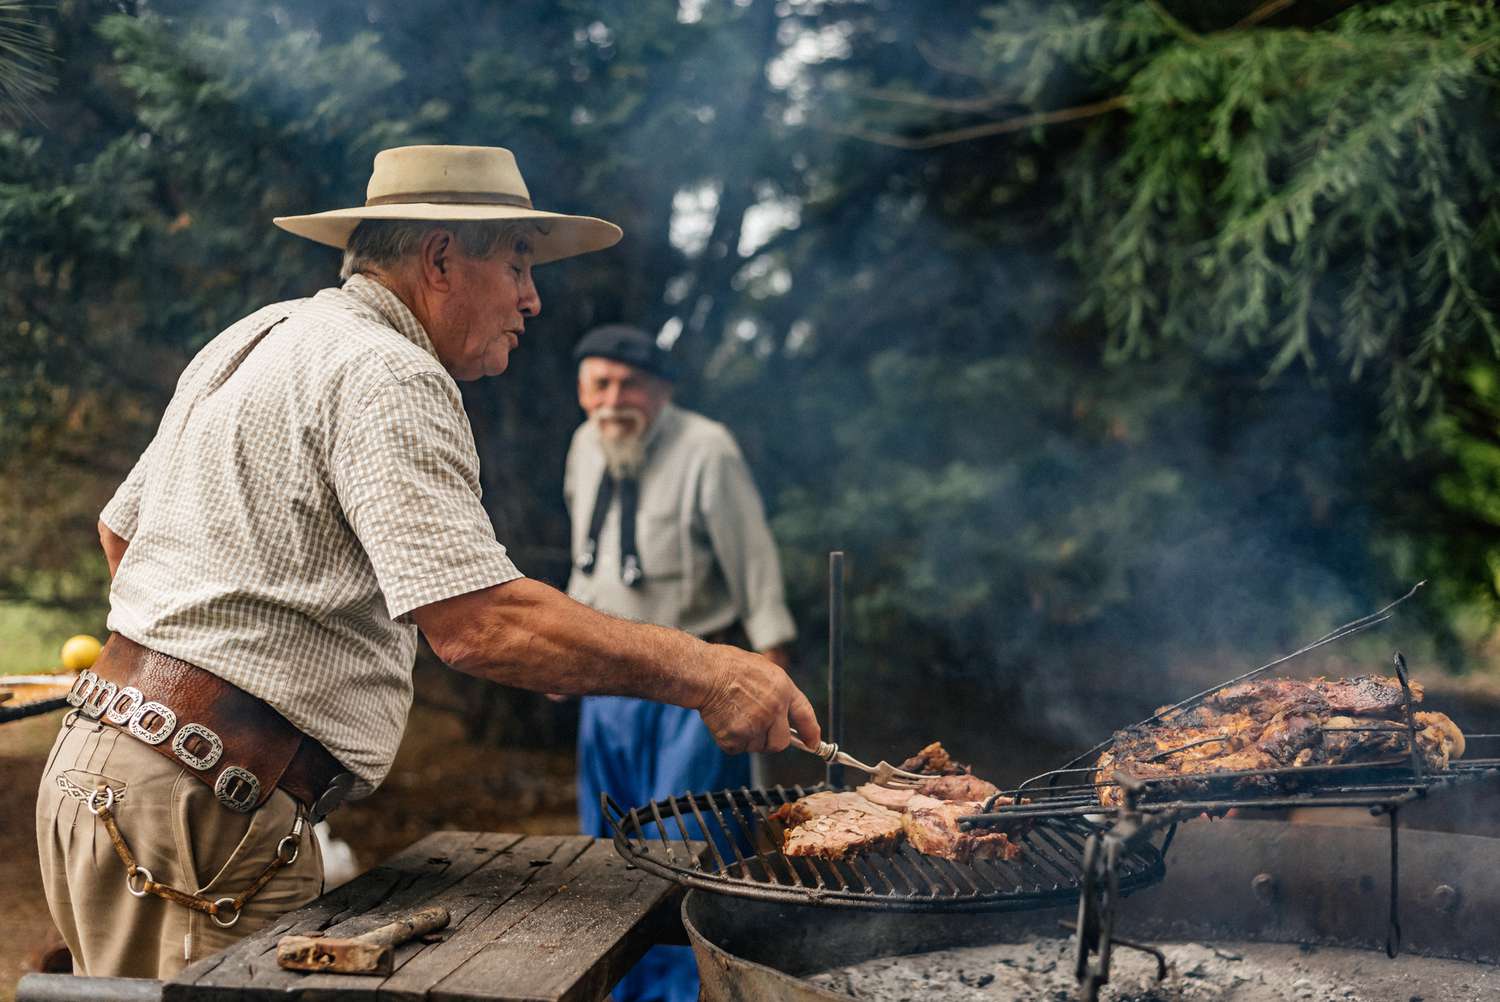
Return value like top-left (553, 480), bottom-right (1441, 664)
top-left (340, 219), bottom-right (540, 280)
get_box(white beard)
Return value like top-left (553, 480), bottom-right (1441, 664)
top-left (592, 407), bottom-right (649, 479)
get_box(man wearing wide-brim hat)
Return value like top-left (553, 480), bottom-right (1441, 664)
top-left (36, 145), bottom-right (821, 979)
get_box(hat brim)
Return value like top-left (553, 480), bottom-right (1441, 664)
top-left (272, 203), bottom-right (622, 265)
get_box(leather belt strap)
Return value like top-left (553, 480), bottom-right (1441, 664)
top-left (81, 634), bottom-right (349, 816)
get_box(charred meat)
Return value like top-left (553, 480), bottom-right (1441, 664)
top-left (1095, 675), bottom-right (1463, 807)
top-left (898, 741), bottom-right (967, 776)
top-left (901, 795), bottom-right (1022, 863)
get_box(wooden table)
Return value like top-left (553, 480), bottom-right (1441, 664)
top-left (164, 832), bottom-right (688, 1002)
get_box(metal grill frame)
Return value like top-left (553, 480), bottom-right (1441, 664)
top-left (603, 784), bottom-right (1168, 913)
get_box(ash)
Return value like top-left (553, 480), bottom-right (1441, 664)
top-left (806, 938), bottom-right (1361, 1002)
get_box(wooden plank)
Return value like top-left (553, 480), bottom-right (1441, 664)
top-left (427, 840), bottom-right (687, 1002)
top-left (376, 834), bottom-right (603, 1001)
top-left (163, 830), bottom-right (524, 1002)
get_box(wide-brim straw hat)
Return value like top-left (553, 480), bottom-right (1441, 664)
top-left (273, 145), bottom-right (622, 265)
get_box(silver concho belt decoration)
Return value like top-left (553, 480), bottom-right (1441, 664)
top-left (66, 669), bottom-right (246, 812)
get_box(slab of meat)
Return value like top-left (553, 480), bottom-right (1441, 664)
top-left (901, 795), bottom-right (1022, 863)
top-left (1207, 675), bottom-right (1424, 720)
top-left (915, 774), bottom-right (1001, 802)
top-left (898, 742), bottom-right (966, 776)
top-left (774, 743), bottom-right (1019, 861)
top-left (854, 775), bottom-right (1004, 811)
top-left (769, 792), bottom-right (904, 859)
top-left (855, 782), bottom-right (916, 811)
top-left (1095, 675), bottom-right (1463, 807)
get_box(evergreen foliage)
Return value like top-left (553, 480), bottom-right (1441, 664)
top-left (973, 0), bottom-right (1500, 440)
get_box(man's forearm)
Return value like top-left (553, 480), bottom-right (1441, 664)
top-left (416, 578), bottom-right (712, 709)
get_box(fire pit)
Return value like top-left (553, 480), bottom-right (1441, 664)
top-left (682, 814), bottom-right (1500, 1002)
top-left (615, 567), bottom-right (1500, 1000)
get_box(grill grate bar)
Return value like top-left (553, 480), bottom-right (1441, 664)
top-left (870, 852), bottom-right (912, 894)
top-left (684, 795), bottom-right (728, 874)
top-left (702, 788), bottom-right (759, 881)
top-left (663, 796), bottom-right (700, 869)
top-left (886, 849), bottom-right (942, 899)
top-left (645, 800), bottom-right (686, 866)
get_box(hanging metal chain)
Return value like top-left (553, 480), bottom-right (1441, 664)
top-left (87, 785), bottom-right (303, 929)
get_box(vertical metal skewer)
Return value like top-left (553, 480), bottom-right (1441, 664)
top-left (827, 551), bottom-right (845, 789)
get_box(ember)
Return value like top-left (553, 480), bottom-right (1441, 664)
top-left (807, 937), bottom-right (1499, 1002)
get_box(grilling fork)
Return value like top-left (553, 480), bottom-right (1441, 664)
top-left (787, 728), bottom-right (927, 789)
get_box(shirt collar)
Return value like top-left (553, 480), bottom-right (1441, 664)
top-left (642, 402), bottom-right (679, 454)
top-left (340, 274), bottom-right (441, 362)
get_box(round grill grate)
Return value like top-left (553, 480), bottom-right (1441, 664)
top-left (604, 784), bottom-right (1167, 912)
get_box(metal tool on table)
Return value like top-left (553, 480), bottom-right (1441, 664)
top-left (787, 727), bottom-right (926, 789)
top-left (276, 905), bottom-right (450, 975)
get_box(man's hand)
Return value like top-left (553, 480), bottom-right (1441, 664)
top-left (695, 645), bottom-right (819, 754)
top-left (760, 645), bottom-right (792, 671)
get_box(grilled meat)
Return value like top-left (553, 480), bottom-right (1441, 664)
top-left (855, 783), bottom-right (915, 811)
top-left (916, 774), bottom-right (1001, 802)
top-left (1207, 675), bottom-right (1422, 720)
top-left (901, 795), bottom-right (1022, 863)
top-left (1096, 675), bottom-right (1462, 807)
top-left (899, 741), bottom-right (967, 776)
top-left (776, 744), bottom-right (1015, 861)
top-left (1416, 710), bottom-right (1465, 767)
top-left (853, 775), bottom-right (1003, 813)
top-left (770, 792), bottom-right (904, 859)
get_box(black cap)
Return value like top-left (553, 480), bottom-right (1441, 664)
top-left (572, 324), bottom-right (678, 383)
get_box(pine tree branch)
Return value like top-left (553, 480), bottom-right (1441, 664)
top-left (1232, 0), bottom-right (1299, 31)
top-left (1146, 0), bottom-right (1202, 43)
top-left (851, 85), bottom-right (1020, 114)
top-left (826, 95), bottom-right (1128, 150)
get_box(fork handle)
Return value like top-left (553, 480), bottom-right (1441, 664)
top-left (787, 727), bottom-right (840, 765)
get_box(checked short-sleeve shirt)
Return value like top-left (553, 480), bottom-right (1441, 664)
top-left (100, 274), bottom-right (522, 797)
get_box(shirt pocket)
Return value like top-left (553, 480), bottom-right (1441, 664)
top-left (637, 508), bottom-right (684, 582)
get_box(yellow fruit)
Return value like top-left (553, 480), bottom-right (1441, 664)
top-left (60, 634), bottom-right (102, 672)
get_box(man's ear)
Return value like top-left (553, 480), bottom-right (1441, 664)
top-left (419, 229), bottom-right (453, 290)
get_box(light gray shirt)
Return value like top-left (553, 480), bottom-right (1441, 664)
top-left (100, 274), bottom-right (523, 797)
top-left (564, 403), bottom-right (796, 650)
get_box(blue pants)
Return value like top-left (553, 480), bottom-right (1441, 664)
top-left (578, 696), bottom-right (750, 1002)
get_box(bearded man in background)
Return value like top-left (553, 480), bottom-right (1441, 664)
top-left (563, 325), bottom-right (797, 1002)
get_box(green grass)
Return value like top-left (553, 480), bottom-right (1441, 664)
top-left (0, 601), bottom-right (108, 675)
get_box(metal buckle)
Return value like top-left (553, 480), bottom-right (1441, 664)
top-left (104, 686), bottom-right (144, 726)
top-left (214, 766), bottom-right (261, 813)
top-left (66, 670), bottom-right (97, 708)
top-left (310, 771), bottom-right (355, 822)
top-left (171, 722), bottom-right (224, 771)
top-left (128, 701), bottom-right (177, 746)
top-left (80, 680), bottom-right (118, 720)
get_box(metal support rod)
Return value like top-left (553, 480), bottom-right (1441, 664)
top-left (1387, 807), bottom-right (1402, 959)
top-left (827, 551), bottom-right (845, 789)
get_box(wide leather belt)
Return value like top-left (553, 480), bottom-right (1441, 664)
top-left (65, 634), bottom-right (353, 818)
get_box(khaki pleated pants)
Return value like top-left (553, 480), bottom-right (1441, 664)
top-left (35, 712), bottom-right (324, 978)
